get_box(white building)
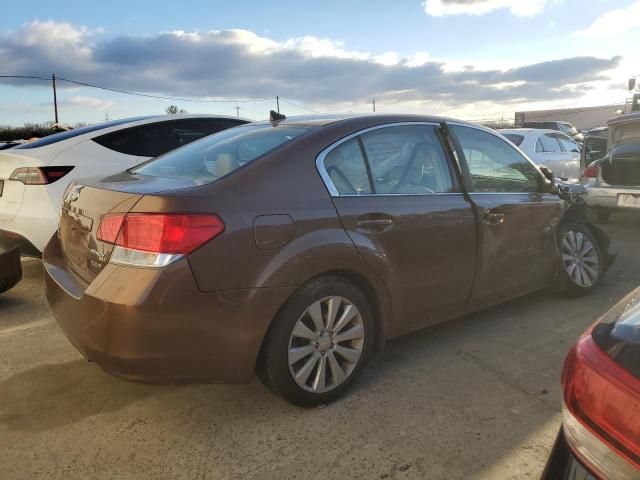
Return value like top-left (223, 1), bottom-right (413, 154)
top-left (515, 104), bottom-right (625, 131)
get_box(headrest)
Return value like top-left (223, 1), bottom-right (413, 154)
top-left (215, 153), bottom-right (240, 178)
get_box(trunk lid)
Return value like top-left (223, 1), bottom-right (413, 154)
top-left (59, 184), bottom-right (142, 283)
top-left (0, 151), bottom-right (45, 221)
top-left (602, 139), bottom-right (640, 187)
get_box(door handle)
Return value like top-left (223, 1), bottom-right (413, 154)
top-left (483, 211), bottom-right (505, 226)
top-left (356, 216), bottom-right (394, 231)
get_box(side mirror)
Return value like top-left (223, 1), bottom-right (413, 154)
top-left (539, 165), bottom-right (554, 182)
top-left (538, 165), bottom-right (556, 193)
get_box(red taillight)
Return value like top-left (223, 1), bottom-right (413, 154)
top-left (562, 335), bottom-right (640, 478)
top-left (98, 213), bottom-right (225, 254)
top-left (583, 165), bottom-right (599, 178)
top-left (97, 213), bottom-right (126, 244)
top-left (9, 166), bottom-right (74, 185)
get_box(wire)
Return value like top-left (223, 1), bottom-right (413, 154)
top-left (279, 98), bottom-right (319, 114)
top-left (0, 75), bottom-right (51, 81)
top-left (56, 77), bottom-right (269, 103)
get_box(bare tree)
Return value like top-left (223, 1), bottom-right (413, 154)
top-left (166, 105), bottom-right (187, 114)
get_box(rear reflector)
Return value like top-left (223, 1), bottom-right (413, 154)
top-left (98, 213), bottom-right (225, 254)
top-left (9, 166), bottom-right (74, 185)
top-left (563, 403), bottom-right (639, 480)
top-left (109, 246), bottom-right (182, 268)
top-left (562, 335), bottom-right (640, 479)
top-left (583, 165), bottom-right (599, 178)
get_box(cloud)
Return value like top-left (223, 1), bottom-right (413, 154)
top-left (573, 0), bottom-right (640, 37)
top-left (423, 0), bottom-right (549, 17)
top-left (62, 96), bottom-right (113, 109)
top-left (0, 21), bottom-right (622, 113)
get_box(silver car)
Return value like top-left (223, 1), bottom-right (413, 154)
top-left (499, 128), bottom-right (581, 182)
top-left (580, 113), bottom-right (640, 223)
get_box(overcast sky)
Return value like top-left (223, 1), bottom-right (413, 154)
top-left (0, 0), bottom-right (637, 125)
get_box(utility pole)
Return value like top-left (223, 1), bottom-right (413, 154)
top-left (234, 106), bottom-right (240, 117)
top-left (372, 98), bottom-right (376, 113)
top-left (52, 74), bottom-right (59, 124)
top-left (276, 96), bottom-right (280, 114)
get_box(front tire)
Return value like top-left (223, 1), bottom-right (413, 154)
top-left (257, 276), bottom-right (375, 407)
top-left (555, 223), bottom-right (604, 297)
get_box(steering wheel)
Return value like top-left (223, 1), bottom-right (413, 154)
top-left (392, 142), bottom-right (436, 194)
top-left (327, 165), bottom-right (357, 194)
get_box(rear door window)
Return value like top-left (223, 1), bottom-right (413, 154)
top-left (452, 125), bottom-right (541, 193)
top-left (360, 125), bottom-right (454, 194)
top-left (536, 134), bottom-right (562, 153)
top-left (557, 134), bottom-right (580, 153)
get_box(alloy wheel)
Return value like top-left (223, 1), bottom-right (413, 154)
top-left (561, 230), bottom-right (600, 288)
top-left (288, 296), bottom-right (365, 393)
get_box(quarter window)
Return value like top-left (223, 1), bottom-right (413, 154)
top-left (557, 135), bottom-right (579, 153)
top-left (359, 125), bottom-right (453, 194)
top-left (452, 125), bottom-right (540, 193)
top-left (536, 134), bottom-right (562, 153)
top-left (323, 138), bottom-right (372, 195)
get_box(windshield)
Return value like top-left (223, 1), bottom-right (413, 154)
top-left (502, 133), bottom-right (525, 146)
top-left (131, 124), bottom-right (313, 183)
top-left (560, 123), bottom-right (578, 136)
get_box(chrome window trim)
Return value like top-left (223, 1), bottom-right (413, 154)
top-left (447, 121), bottom-right (547, 195)
top-left (336, 192), bottom-right (466, 198)
top-left (315, 121), bottom-right (442, 197)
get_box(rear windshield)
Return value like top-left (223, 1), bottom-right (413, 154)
top-left (502, 133), bottom-right (525, 146)
top-left (14, 116), bottom-right (152, 149)
top-left (611, 140), bottom-right (640, 161)
top-left (131, 124), bottom-right (313, 183)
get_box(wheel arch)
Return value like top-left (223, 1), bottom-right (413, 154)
top-left (255, 268), bottom-right (391, 374)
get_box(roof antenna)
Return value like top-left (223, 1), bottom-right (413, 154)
top-left (270, 110), bottom-right (286, 123)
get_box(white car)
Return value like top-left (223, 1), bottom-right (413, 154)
top-left (499, 128), bottom-right (581, 182)
top-left (0, 115), bottom-right (248, 257)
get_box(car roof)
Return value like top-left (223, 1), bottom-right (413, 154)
top-left (255, 113), bottom-right (461, 127)
top-left (499, 128), bottom-right (564, 137)
top-left (608, 112), bottom-right (640, 127)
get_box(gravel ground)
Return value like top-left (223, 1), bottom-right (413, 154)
top-left (1, 213), bottom-right (639, 480)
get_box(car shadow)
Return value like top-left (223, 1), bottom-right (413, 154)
top-left (0, 360), bottom-right (162, 433)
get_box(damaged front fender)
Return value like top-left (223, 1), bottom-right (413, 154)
top-left (557, 181), bottom-right (616, 271)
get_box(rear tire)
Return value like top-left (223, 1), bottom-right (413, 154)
top-left (0, 248), bottom-right (22, 294)
top-left (257, 276), bottom-right (375, 407)
top-left (555, 223), bottom-right (604, 297)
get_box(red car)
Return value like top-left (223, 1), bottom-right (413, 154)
top-left (542, 288), bottom-right (640, 479)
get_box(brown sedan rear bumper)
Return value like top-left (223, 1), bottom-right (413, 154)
top-left (43, 235), bottom-right (296, 384)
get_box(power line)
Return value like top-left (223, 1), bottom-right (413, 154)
top-left (0, 74), bottom-right (271, 103)
top-left (56, 77), bottom-right (269, 103)
top-left (0, 75), bottom-right (52, 81)
top-left (279, 98), bottom-right (319, 114)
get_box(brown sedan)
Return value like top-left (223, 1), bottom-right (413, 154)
top-left (44, 114), bottom-right (607, 406)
